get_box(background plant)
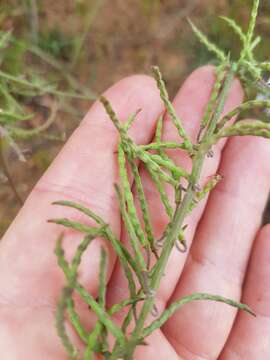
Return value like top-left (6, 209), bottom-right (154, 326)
top-left (0, 0), bottom-right (99, 228)
top-left (50, 1), bottom-right (270, 359)
top-left (0, 28), bottom-right (96, 198)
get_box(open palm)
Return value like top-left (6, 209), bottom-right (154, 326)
top-left (0, 66), bottom-right (269, 359)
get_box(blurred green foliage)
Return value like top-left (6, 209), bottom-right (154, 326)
top-left (140, 0), bottom-right (160, 15)
top-left (38, 28), bottom-right (73, 59)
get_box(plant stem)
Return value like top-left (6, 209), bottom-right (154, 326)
top-left (122, 65), bottom-right (236, 358)
top-left (70, 0), bottom-right (107, 70)
top-left (29, 0), bottom-right (39, 43)
top-left (0, 138), bottom-right (23, 205)
top-left (0, 70), bottom-right (95, 100)
top-left (28, 45), bottom-right (96, 98)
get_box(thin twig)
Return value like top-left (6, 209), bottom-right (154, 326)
top-left (0, 137), bottom-right (23, 205)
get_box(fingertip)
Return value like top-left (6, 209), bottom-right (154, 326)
top-left (122, 73), bottom-right (159, 89)
top-left (106, 73), bottom-right (161, 101)
top-left (188, 64), bottom-right (216, 80)
top-left (180, 64), bottom-right (216, 96)
top-left (185, 64), bottom-right (244, 103)
top-left (79, 73), bottom-right (164, 149)
top-left (84, 73), bottom-right (163, 123)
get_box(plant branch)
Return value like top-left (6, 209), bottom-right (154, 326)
top-left (126, 65), bottom-right (236, 355)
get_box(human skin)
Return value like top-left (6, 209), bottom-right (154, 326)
top-left (0, 66), bottom-right (269, 359)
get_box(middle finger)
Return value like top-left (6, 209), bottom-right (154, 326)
top-left (107, 65), bottom-right (243, 314)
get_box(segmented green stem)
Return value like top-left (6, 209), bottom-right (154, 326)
top-left (188, 19), bottom-right (226, 62)
top-left (48, 218), bottom-right (101, 236)
top-left (115, 183), bottom-right (146, 272)
top-left (118, 144), bottom-right (147, 250)
top-left (214, 120), bottom-right (270, 141)
top-left (98, 248), bottom-right (109, 353)
top-left (71, 235), bottom-right (97, 279)
top-left (74, 283), bottom-right (126, 344)
top-left (217, 99), bottom-right (270, 130)
top-left (84, 324), bottom-right (102, 360)
top-left (52, 200), bottom-right (105, 224)
top-left (127, 154), bottom-right (156, 253)
top-left (148, 153), bottom-right (189, 180)
top-left (126, 67), bottom-right (236, 357)
top-left (99, 248), bottom-right (108, 308)
top-left (241, 60), bottom-right (261, 80)
top-left (154, 116), bottom-right (171, 162)
top-left (145, 164), bottom-right (173, 219)
top-left (55, 233), bottom-right (126, 345)
top-left (67, 297), bottom-right (89, 343)
top-left (142, 293), bottom-right (255, 338)
top-left (140, 142), bottom-right (187, 151)
top-left (200, 63), bottom-right (227, 133)
top-left (152, 66), bottom-right (193, 151)
top-left (189, 175), bottom-right (222, 212)
top-left (99, 96), bottom-right (124, 134)
top-left (246, 0), bottom-right (260, 48)
top-left (134, 146), bottom-right (179, 187)
top-left (53, 200), bottom-right (140, 299)
top-left (220, 16), bottom-right (246, 43)
top-left (124, 109), bottom-right (142, 131)
top-left (55, 287), bottom-right (79, 360)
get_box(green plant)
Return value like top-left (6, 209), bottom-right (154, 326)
top-left (51, 1), bottom-right (270, 359)
top-left (0, 22), bottom-right (95, 204)
top-left (23, 0), bottom-right (39, 43)
top-left (71, 0), bottom-right (107, 69)
top-left (38, 28), bottom-right (73, 59)
top-left (140, 0), bottom-right (160, 15)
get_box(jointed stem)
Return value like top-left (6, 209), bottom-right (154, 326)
top-left (123, 65), bottom-right (236, 358)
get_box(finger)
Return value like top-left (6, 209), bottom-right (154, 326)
top-left (220, 224), bottom-right (270, 359)
top-left (151, 66), bottom-right (243, 304)
top-left (0, 75), bottom-right (164, 358)
top-left (164, 135), bottom-right (270, 359)
top-left (0, 75), bottom-right (163, 302)
top-left (134, 330), bottom-right (180, 360)
top-left (107, 66), bottom-right (243, 310)
top-left (105, 326), bottom-right (180, 360)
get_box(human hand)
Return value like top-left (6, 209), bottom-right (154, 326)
top-left (0, 66), bottom-right (269, 359)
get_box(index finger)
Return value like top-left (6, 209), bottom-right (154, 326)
top-left (0, 75), bottom-right (163, 309)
